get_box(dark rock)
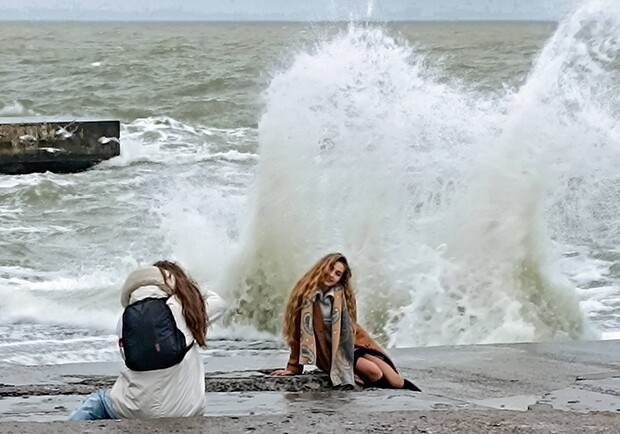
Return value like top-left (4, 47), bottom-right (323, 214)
top-left (0, 370), bottom-right (334, 397)
top-left (0, 118), bottom-right (120, 175)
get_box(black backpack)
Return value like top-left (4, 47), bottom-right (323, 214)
top-left (120, 297), bottom-right (194, 371)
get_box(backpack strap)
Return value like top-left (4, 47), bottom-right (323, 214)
top-left (165, 295), bottom-right (196, 353)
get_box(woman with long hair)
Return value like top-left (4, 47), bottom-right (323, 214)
top-left (272, 253), bottom-right (419, 390)
top-left (69, 260), bottom-right (226, 420)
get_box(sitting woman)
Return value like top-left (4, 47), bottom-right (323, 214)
top-left (70, 260), bottom-right (226, 420)
top-left (272, 253), bottom-right (420, 390)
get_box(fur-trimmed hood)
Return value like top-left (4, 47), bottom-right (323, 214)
top-left (120, 266), bottom-right (175, 307)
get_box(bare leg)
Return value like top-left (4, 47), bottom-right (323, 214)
top-left (354, 374), bottom-right (364, 386)
top-left (362, 354), bottom-right (405, 389)
top-left (354, 356), bottom-right (383, 384)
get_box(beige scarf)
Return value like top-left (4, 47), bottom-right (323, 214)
top-left (299, 286), bottom-right (355, 387)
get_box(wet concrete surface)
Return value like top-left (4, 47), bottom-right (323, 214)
top-left (0, 340), bottom-right (618, 431)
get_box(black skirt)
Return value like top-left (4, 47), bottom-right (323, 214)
top-left (353, 346), bottom-right (378, 365)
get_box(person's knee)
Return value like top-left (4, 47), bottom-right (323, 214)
top-left (358, 361), bottom-right (383, 382)
top-left (368, 366), bottom-right (383, 382)
top-left (388, 375), bottom-right (405, 388)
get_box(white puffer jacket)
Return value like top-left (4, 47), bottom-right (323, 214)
top-left (110, 267), bottom-right (226, 419)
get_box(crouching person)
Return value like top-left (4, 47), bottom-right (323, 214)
top-left (69, 260), bottom-right (226, 420)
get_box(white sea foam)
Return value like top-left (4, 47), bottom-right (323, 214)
top-left (219, 0), bottom-right (619, 346)
top-left (1, 1), bottom-right (619, 365)
top-left (0, 100), bottom-right (36, 116)
top-left (0, 265), bottom-right (124, 334)
top-left (601, 331), bottom-right (620, 340)
top-left (100, 117), bottom-right (258, 168)
top-left (366, 0), bottom-right (375, 18)
top-left (0, 284), bottom-right (119, 332)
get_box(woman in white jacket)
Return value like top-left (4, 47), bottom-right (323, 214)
top-left (69, 260), bottom-right (226, 420)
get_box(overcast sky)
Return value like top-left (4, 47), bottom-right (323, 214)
top-left (0, 0), bottom-right (582, 22)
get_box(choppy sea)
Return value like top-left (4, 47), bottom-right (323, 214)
top-left (1, 0), bottom-right (620, 365)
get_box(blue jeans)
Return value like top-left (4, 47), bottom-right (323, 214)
top-left (69, 389), bottom-right (119, 421)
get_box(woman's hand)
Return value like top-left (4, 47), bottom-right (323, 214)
top-left (271, 369), bottom-right (296, 376)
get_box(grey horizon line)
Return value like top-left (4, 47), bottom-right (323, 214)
top-left (0, 18), bottom-right (560, 23)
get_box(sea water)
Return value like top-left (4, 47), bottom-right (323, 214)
top-left (1, 0), bottom-right (619, 365)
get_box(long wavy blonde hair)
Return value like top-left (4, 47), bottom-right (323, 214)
top-left (154, 260), bottom-right (208, 347)
top-left (282, 253), bottom-right (357, 346)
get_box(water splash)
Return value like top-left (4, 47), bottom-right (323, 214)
top-left (222, 3), bottom-right (616, 345)
top-left (520, 0), bottom-right (620, 248)
top-left (0, 100), bottom-right (37, 116)
top-left (366, 0), bottom-right (375, 18)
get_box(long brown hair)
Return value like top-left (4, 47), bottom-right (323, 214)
top-left (282, 253), bottom-right (357, 346)
top-left (153, 260), bottom-right (208, 347)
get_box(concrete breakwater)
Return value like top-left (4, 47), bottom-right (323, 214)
top-left (0, 118), bottom-right (120, 174)
top-left (0, 370), bottom-right (334, 398)
top-left (0, 339), bottom-right (619, 430)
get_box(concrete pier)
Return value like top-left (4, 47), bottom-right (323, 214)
top-left (0, 118), bottom-right (120, 175)
top-left (0, 340), bottom-right (619, 432)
